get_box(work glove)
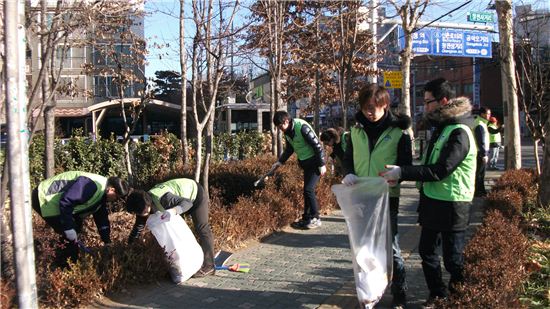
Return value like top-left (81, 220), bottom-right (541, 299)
top-left (318, 165), bottom-right (327, 176)
top-left (482, 156), bottom-right (489, 165)
top-left (169, 205), bottom-right (185, 216)
top-left (380, 165), bottom-right (401, 187)
top-left (160, 210), bottom-right (172, 222)
top-left (64, 229), bottom-right (77, 242)
top-left (342, 174), bottom-right (358, 186)
top-left (271, 161), bottom-right (282, 171)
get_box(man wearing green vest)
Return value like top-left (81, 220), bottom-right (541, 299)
top-left (488, 116), bottom-right (504, 170)
top-left (341, 83), bottom-right (412, 308)
top-left (31, 171), bottom-right (130, 265)
top-left (320, 127), bottom-right (349, 176)
top-left (125, 178), bottom-right (215, 278)
top-left (272, 110), bottom-right (326, 229)
top-left (381, 78), bottom-right (476, 307)
top-left (473, 107), bottom-right (491, 196)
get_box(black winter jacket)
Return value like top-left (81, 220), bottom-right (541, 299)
top-left (400, 97), bottom-right (474, 231)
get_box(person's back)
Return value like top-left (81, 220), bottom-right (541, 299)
top-left (126, 178), bottom-right (216, 278)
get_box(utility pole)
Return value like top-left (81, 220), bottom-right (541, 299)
top-left (4, 0), bottom-right (39, 308)
top-left (496, 0), bottom-right (521, 169)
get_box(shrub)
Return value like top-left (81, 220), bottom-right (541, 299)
top-left (485, 188), bottom-right (524, 219)
top-left (54, 129), bottom-right (127, 179)
top-left (446, 210), bottom-right (529, 308)
top-left (0, 278), bottom-right (15, 309)
top-left (492, 169), bottom-right (539, 213)
top-left (208, 154), bottom-right (338, 250)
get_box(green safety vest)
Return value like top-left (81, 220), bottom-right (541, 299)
top-left (351, 126), bottom-right (403, 197)
top-left (149, 178), bottom-right (198, 212)
top-left (285, 119), bottom-right (316, 161)
top-left (421, 124), bottom-right (476, 202)
top-left (38, 171), bottom-right (107, 218)
top-left (473, 116), bottom-right (490, 147)
top-left (488, 123), bottom-right (501, 144)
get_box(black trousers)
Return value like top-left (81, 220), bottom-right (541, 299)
top-left (419, 227), bottom-right (466, 298)
top-left (475, 155), bottom-right (487, 196)
top-left (389, 197), bottom-right (407, 295)
top-left (298, 157), bottom-right (321, 221)
top-left (187, 184), bottom-right (215, 269)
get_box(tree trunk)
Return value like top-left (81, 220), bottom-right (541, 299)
top-left (540, 135), bottom-right (550, 207)
top-left (41, 0), bottom-right (55, 178)
top-left (179, 0), bottom-right (188, 166)
top-left (202, 112), bottom-right (215, 198)
top-left (496, 0), bottom-right (522, 169)
top-left (534, 139), bottom-right (540, 175)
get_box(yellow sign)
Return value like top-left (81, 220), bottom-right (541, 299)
top-left (383, 71), bottom-right (403, 89)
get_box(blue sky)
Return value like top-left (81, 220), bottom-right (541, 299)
top-left (143, 0), bottom-right (547, 79)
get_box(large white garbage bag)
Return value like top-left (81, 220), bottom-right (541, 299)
top-left (146, 211), bottom-right (204, 283)
top-left (332, 177), bottom-right (392, 309)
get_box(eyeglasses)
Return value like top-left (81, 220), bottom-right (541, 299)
top-left (424, 98), bottom-right (438, 105)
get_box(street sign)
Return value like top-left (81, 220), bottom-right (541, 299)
top-left (398, 26), bottom-right (492, 58)
top-left (467, 11), bottom-right (494, 23)
top-left (383, 71), bottom-right (402, 89)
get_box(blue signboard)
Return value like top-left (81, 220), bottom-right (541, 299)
top-left (398, 26), bottom-right (492, 58)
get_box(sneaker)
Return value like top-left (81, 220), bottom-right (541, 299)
top-left (391, 292), bottom-right (407, 309)
top-left (192, 266), bottom-right (215, 278)
top-left (306, 218), bottom-right (322, 229)
top-left (422, 296), bottom-right (446, 309)
top-left (291, 219), bottom-right (309, 229)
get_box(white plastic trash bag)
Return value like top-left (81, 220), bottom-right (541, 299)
top-left (332, 177), bottom-right (393, 309)
top-left (146, 211), bottom-right (204, 284)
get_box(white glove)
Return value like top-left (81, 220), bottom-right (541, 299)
top-left (381, 165), bottom-right (402, 182)
top-left (482, 156), bottom-right (488, 165)
top-left (64, 229), bottom-right (77, 242)
top-left (271, 161), bottom-right (282, 171)
top-left (342, 174), bottom-right (358, 186)
top-left (168, 205), bottom-right (185, 216)
top-left (318, 165), bottom-right (327, 176)
top-left (160, 210), bottom-right (171, 222)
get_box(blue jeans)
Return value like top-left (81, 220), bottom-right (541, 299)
top-left (489, 145), bottom-right (500, 168)
top-left (419, 227), bottom-right (466, 298)
top-left (390, 197), bottom-right (407, 295)
top-left (299, 157), bottom-right (320, 221)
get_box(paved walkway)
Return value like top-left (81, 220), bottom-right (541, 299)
top-left (91, 172), bottom-right (501, 309)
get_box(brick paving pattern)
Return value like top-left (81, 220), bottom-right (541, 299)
top-left (91, 172), bottom-right (500, 309)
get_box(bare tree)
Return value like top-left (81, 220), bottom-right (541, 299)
top-left (513, 2), bottom-right (550, 205)
top-left (81, 0), bottom-right (150, 183)
top-left (286, 1), bottom-right (376, 130)
top-left (245, 1), bottom-right (291, 157)
top-left (190, 0), bottom-right (240, 194)
top-left (515, 13), bottom-right (549, 175)
top-left (388, 0), bottom-right (428, 120)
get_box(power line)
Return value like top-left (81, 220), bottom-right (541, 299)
top-left (411, 0), bottom-right (473, 35)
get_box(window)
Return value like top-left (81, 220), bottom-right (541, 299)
top-left (94, 75), bottom-right (134, 98)
top-left (463, 84), bottom-right (473, 93)
top-left (93, 46), bottom-right (106, 66)
top-left (57, 76), bottom-right (85, 99)
top-left (56, 45), bottom-right (71, 68)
